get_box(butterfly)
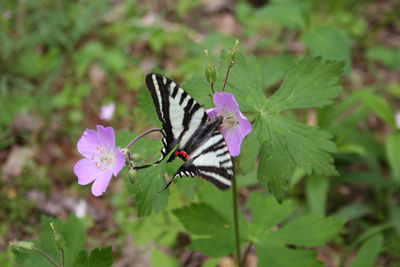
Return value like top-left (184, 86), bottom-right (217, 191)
top-left (132, 73), bottom-right (233, 190)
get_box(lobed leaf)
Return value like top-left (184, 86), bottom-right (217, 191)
top-left (173, 203), bottom-right (235, 257)
top-left (266, 56), bottom-right (344, 113)
top-left (128, 163), bottom-right (169, 217)
top-left (266, 213), bottom-right (345, 247)
top-left (74, 247), bottom-right (113, 267)
top-left (222, 53), bottom-right (266, 112)
top-left (248, 194), bottom-right (294, 242)
top-left (239, 117), bottom-right (264, 174)
top-left (255, 244), bottom-right (323, 267)
top-left (257, 115), bottom-right (338, 201)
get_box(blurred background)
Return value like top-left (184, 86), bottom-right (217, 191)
top-left (1, 0), bottom-right (400, 266)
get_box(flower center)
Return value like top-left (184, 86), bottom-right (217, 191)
top-left (92, 145), bottom-right (114, 172)
top-left (219, 111), bottom-right (239, 131)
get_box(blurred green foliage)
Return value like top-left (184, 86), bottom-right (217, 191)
top-left (1, 0), bottom-right (400, 266)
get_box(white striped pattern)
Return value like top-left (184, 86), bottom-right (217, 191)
top-left (146, 73), bottom-right (233, 190)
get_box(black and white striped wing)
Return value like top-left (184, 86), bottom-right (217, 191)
top-left (146, 73), bottom-right (208, 163)
top-left (173, 129), bottom-right (233, 190)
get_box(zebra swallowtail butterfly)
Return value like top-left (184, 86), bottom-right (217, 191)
top-left (133, 73), bottom-right (233, 190)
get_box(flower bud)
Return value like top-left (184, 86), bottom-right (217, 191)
top-left (9, 240), bottom-right (35, 252)
top-left (128, 168), bottom-right (137, 181)
top-left (204, 50), bottom-right (217, 84)
top-left (227, 39), bottom-right (239, 68)
top-left (50, 223), bottom-right (66, 250)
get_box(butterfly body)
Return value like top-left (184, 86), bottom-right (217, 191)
top-left (137, 73), bottom-right (233, 190)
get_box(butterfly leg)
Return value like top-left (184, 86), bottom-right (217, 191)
top-left (158, 176), bottom-right (177, 193)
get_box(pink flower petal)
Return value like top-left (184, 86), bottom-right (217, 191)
top-left (74, 125), bottom-right (126, 197)
top-left (208, 92), bottom-right (252, 156)
top-left (91, 170), bottom-right (113, 196)
top-left (237, 112), bottom-right (252, 137)
top-left (396, 111), bottom-right (400, 129)
top-left (213, 92), bottom-right (239, 113)
top-left (222, 127), bottom-right (243, 156)
top-left (74, 158), bottom-right (102, 185)
top-left (96, 125), bottom-right (115, 149)
top-left (205, 107), bottom-right (221, 120)
top-left (99, 102), bottom-right (115, 121)
top-left (113, 147), bottom-right (125, 176)
top-left (77, 129), bottom-right (102, 158)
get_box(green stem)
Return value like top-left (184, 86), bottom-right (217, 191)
top-left (33, 248), bottom-right (59, 267)
top-left (232, 160), bottom-right (241, 266)
top-left (61, 250), bottom-right (65, 267)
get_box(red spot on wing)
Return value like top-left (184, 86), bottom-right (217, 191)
top-left (174, 150), bottom-right (189, 161)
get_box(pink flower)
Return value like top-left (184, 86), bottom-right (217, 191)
top-left (206, 92), bottom-right (252, 156)
top-left (74, 125), bottom-right (125, 196)
top-left (396, 111), bottom-right (400, 129)
top-left (99, 102), bottom-right (115, 120)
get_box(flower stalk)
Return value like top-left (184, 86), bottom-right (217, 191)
top-left (222, 39), bottom-right (239, 92)
top-left (33, 247), bottom-right (59, 267)
top-left (125, 128), bottom-right (162, 149)
top-left (232, 157), bottom-right (241, 267)
top-left (124, 128), bottom-right (162, 169)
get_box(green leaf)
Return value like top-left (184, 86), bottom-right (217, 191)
top-left (247, 193), bottom-right (343, 267)
top-left (150, 248), bottom-right (179, 267)
top-left (255, 1), bottom-right (308, 29)
top-left (13, 215), bottom-right (86, 267)
top-left (262, 54), bottom-right (293, 88)
top-left (202, 258), bottom-right (221, 267)
top-left (74, 247), bottom-right (113, 267)
top-left (255, 244), bottom-right (323, 267)
top-left (173, 203), bottom-right (235, 257)
top-left (196, 183), bottom-right (248, 239)
top-left (356, 89), bottom-right (395, 127)
top-left (222, 53), bottom-right (266, 112)
top-left (181, 74), bottom-right (213, 109)
top-left (266, 56), bottom-right (344, 113)
top-left (239, 117), bottom-right (263, 174)
top-left (248, 194), bottom-right (294, 242)
top-left (301, 26), bottom-right (351, 75)
top-left (176, 177), bottom-right (196, 199)
top-left (306, 175), bottom-right (329, 215)
top-left (366, 46), bottom-right (400, 70)
top-left (257, 115), bottom-right (338, 201)
top-left (116, 130), bottom-right (161, 160)
top-left (130, 194), bottom-right (183, 246)
top-left (266, 214), bottom-right (345, 247)
top-left (334, 204), bottom-right (372, 221)
top-left (137, 84), bottom-right (162, 127)
top-left (389, 204), bottom-right (400, 236)
top-left (128, 163), bottom-right (169, 217)
top-left (349, 235), bottom-right (383, 267)
top-left (386, 134), bottom-right (400, 183)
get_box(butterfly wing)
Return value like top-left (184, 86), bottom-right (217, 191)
top-left (173, 123), bottom-right (233, 190)
top-left (145, 73), bottom-right (208, 163)
top-left (145, 73), bottom-right (233, 190)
